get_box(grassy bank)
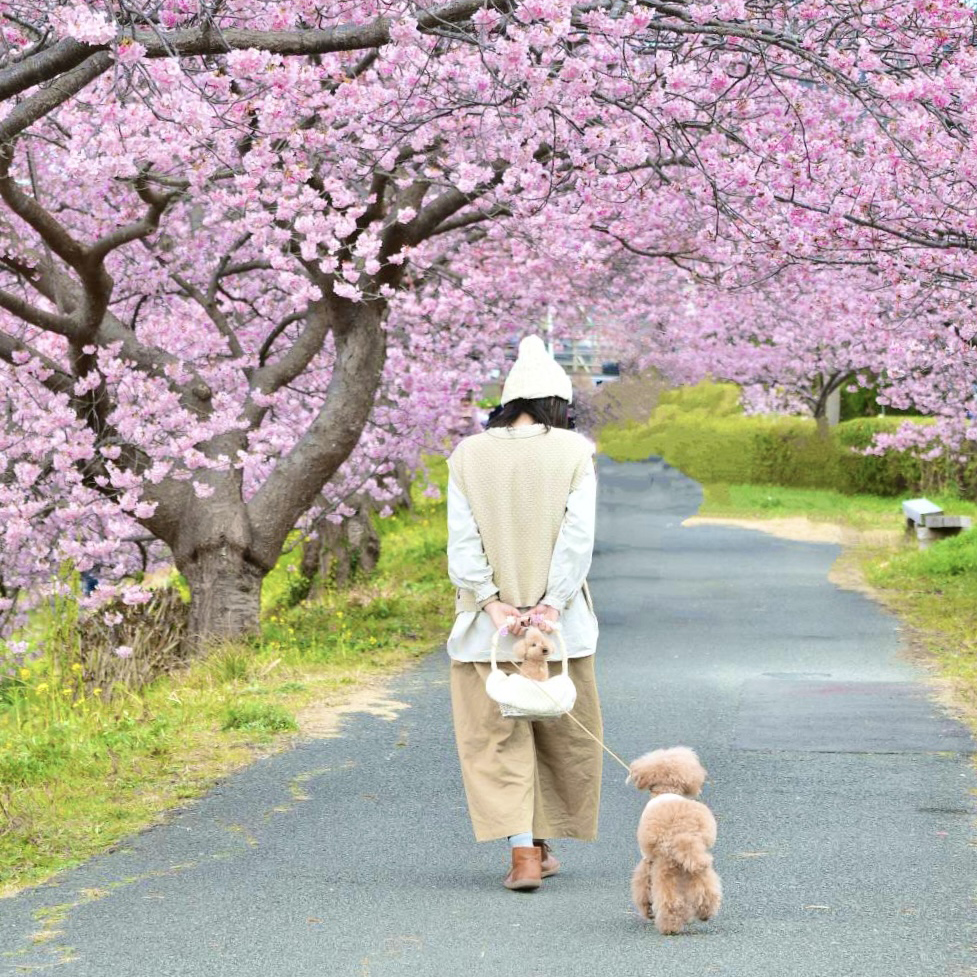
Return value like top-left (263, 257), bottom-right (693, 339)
top-left (0, 473), bottom-right (451, 895)
top-left (698, 483), bottom-right (977, 531)
top-left (868, 533), bottom-right (977, 715)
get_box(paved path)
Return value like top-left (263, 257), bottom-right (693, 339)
top-left (2, 458), bottom-right (976, 977)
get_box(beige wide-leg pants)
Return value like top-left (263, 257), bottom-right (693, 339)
top-left (450, 655), bottom-right (603, 842)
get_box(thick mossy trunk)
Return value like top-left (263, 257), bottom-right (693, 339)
top-left (155, 299), bottom-right (390, 648)
top-left (181, 545), bottom-right (265, 647)
top-left (300, 502), bottom-right (381, 594)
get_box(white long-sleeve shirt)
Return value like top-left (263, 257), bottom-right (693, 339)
top-left (446, 463), bottom-right (599, 662)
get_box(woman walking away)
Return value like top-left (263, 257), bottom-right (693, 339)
top-left (447, 335), bottom-right (602, 892)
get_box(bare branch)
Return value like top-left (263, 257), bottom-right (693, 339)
top-left (774, 193), bottom-right (977, 252)
top-left (89, 177), bottom-right (176, 264)
top-left (172, 272), bottom-right (245, 360)
top-left (0, 144), bottom-right (89, 271)
top-left (426, 205), bottom-right (512, 237)
top-left (249, 302), bottom-right (330, 398)
top-left (0, 287), bottom-right (78, 336)
top-left (248, 302), bottom-right (387, 568)
top-left (133, 1), bottom-right (492, 58)
top-left (0, 38), bottom-right (96, 104)
top-left (257, 311), bottom-right (304, 368)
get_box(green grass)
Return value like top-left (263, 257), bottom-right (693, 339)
top-left (867, 531), bottom-right (977, 715)
top-left (0, 468), bottom-right (451, 895)
top-left (221, 702), bottom-right (298, 733)
top-left (698, 483), bottom-right (977, 531)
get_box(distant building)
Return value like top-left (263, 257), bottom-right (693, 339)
top-left (554, 338), bottom-right (620, 387)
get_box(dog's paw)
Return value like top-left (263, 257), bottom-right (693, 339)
top-left (652, 905), bottom-right (690, 935)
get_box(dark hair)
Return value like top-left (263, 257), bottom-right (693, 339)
top-left (486, 396), bottom-right (573, 431)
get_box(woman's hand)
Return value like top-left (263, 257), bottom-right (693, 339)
top-left (484, 600), bottom-right (526, 635)
top-left (526, 603), bottom-right (560, 632)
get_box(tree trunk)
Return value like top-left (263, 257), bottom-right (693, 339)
top-left (813, 373), bottom-right (844, 437)
top-left (825, 386), bottom-right (841, 426)
top-left (300, 498), bottom-right (381, 595)
top-left (149, 301), bottom-right (388, 649)
top-left (180, 544), bottom-right (265, 647)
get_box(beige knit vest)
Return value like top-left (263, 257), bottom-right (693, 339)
top-left (448, 425), bottom-right (595, 608)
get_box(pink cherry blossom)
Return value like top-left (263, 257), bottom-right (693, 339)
top-left (0, 1), bottom-right (974, 638)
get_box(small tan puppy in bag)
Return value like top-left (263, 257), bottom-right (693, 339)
top-left (512, 626), bottom-right (554, 682)
top-left (628, 746), bottom-right (722, 935)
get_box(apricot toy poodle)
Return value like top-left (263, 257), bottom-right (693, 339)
top-left (628, 746), bottom-right (722, 935)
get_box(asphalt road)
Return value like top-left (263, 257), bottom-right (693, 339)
top-left (2, 457), bottom-right (976, 977)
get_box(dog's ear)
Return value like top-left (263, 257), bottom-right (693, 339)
top-left (511, 637), bottom-right (526, 661)
top-left (627, 761), bottom-right (656, 792)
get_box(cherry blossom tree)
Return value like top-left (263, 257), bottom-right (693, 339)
top-left (612, 263), bottom-right (973, 426)
top-left (1, 0), bottom-right (977, 642)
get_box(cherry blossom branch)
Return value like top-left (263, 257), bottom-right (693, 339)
top-left (0, 328), bottom-right (75, 396)
top-left (774, 193), bottom-right (977, 255)
top-left (0, 50), bottom-right (114, 146)
top-left (0, 1), bottom-right (496, 107)
top-left (132, 1), bottom-right (496, 59)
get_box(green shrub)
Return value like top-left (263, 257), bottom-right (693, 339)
top-left (834, 417), bottom-right (924, 496)
top-left (599, 382), bottom-right (943, 498)
top-left (221, 702), bottom-right (297, 733)
top-left (604, 411), bottom-right (841, 489)
top-left (657, 380), bottom-right (743, 417)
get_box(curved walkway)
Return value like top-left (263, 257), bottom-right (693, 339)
top-left (1, 458), bottom-right (974, 976)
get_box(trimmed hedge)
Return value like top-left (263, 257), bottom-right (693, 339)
top-left (834, 417), bottom-right (927, 496)
top-left (598, 382), bottom-right (939, 498)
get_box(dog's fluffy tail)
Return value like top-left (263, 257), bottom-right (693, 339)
top-left (662, 832), bottom-right (713, 874)
top-left (630, 857), bottom-right (653, 919)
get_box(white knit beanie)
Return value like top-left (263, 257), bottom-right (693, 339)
top-left (500, 335), bottom-right (574, 405)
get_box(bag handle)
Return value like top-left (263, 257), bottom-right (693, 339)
top-left (490, 617), bottom-right (568, 677)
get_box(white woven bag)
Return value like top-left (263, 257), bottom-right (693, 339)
top-left (484, 620), bottom-right (577, 720)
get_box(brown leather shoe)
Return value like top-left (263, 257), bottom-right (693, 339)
top-left (503, 846), bottom-right (542, 891)
top-left (535, 840), bottom-right (561, 878)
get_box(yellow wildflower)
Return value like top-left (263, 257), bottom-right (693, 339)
top-left (70, 663), bottom-right (83, 673)
top-left (18, 667), bottom-right (29, 681)
top-left (36, 683), bottom-right (49, 694)
top-left (93, 687), bottom-right (103, 696)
